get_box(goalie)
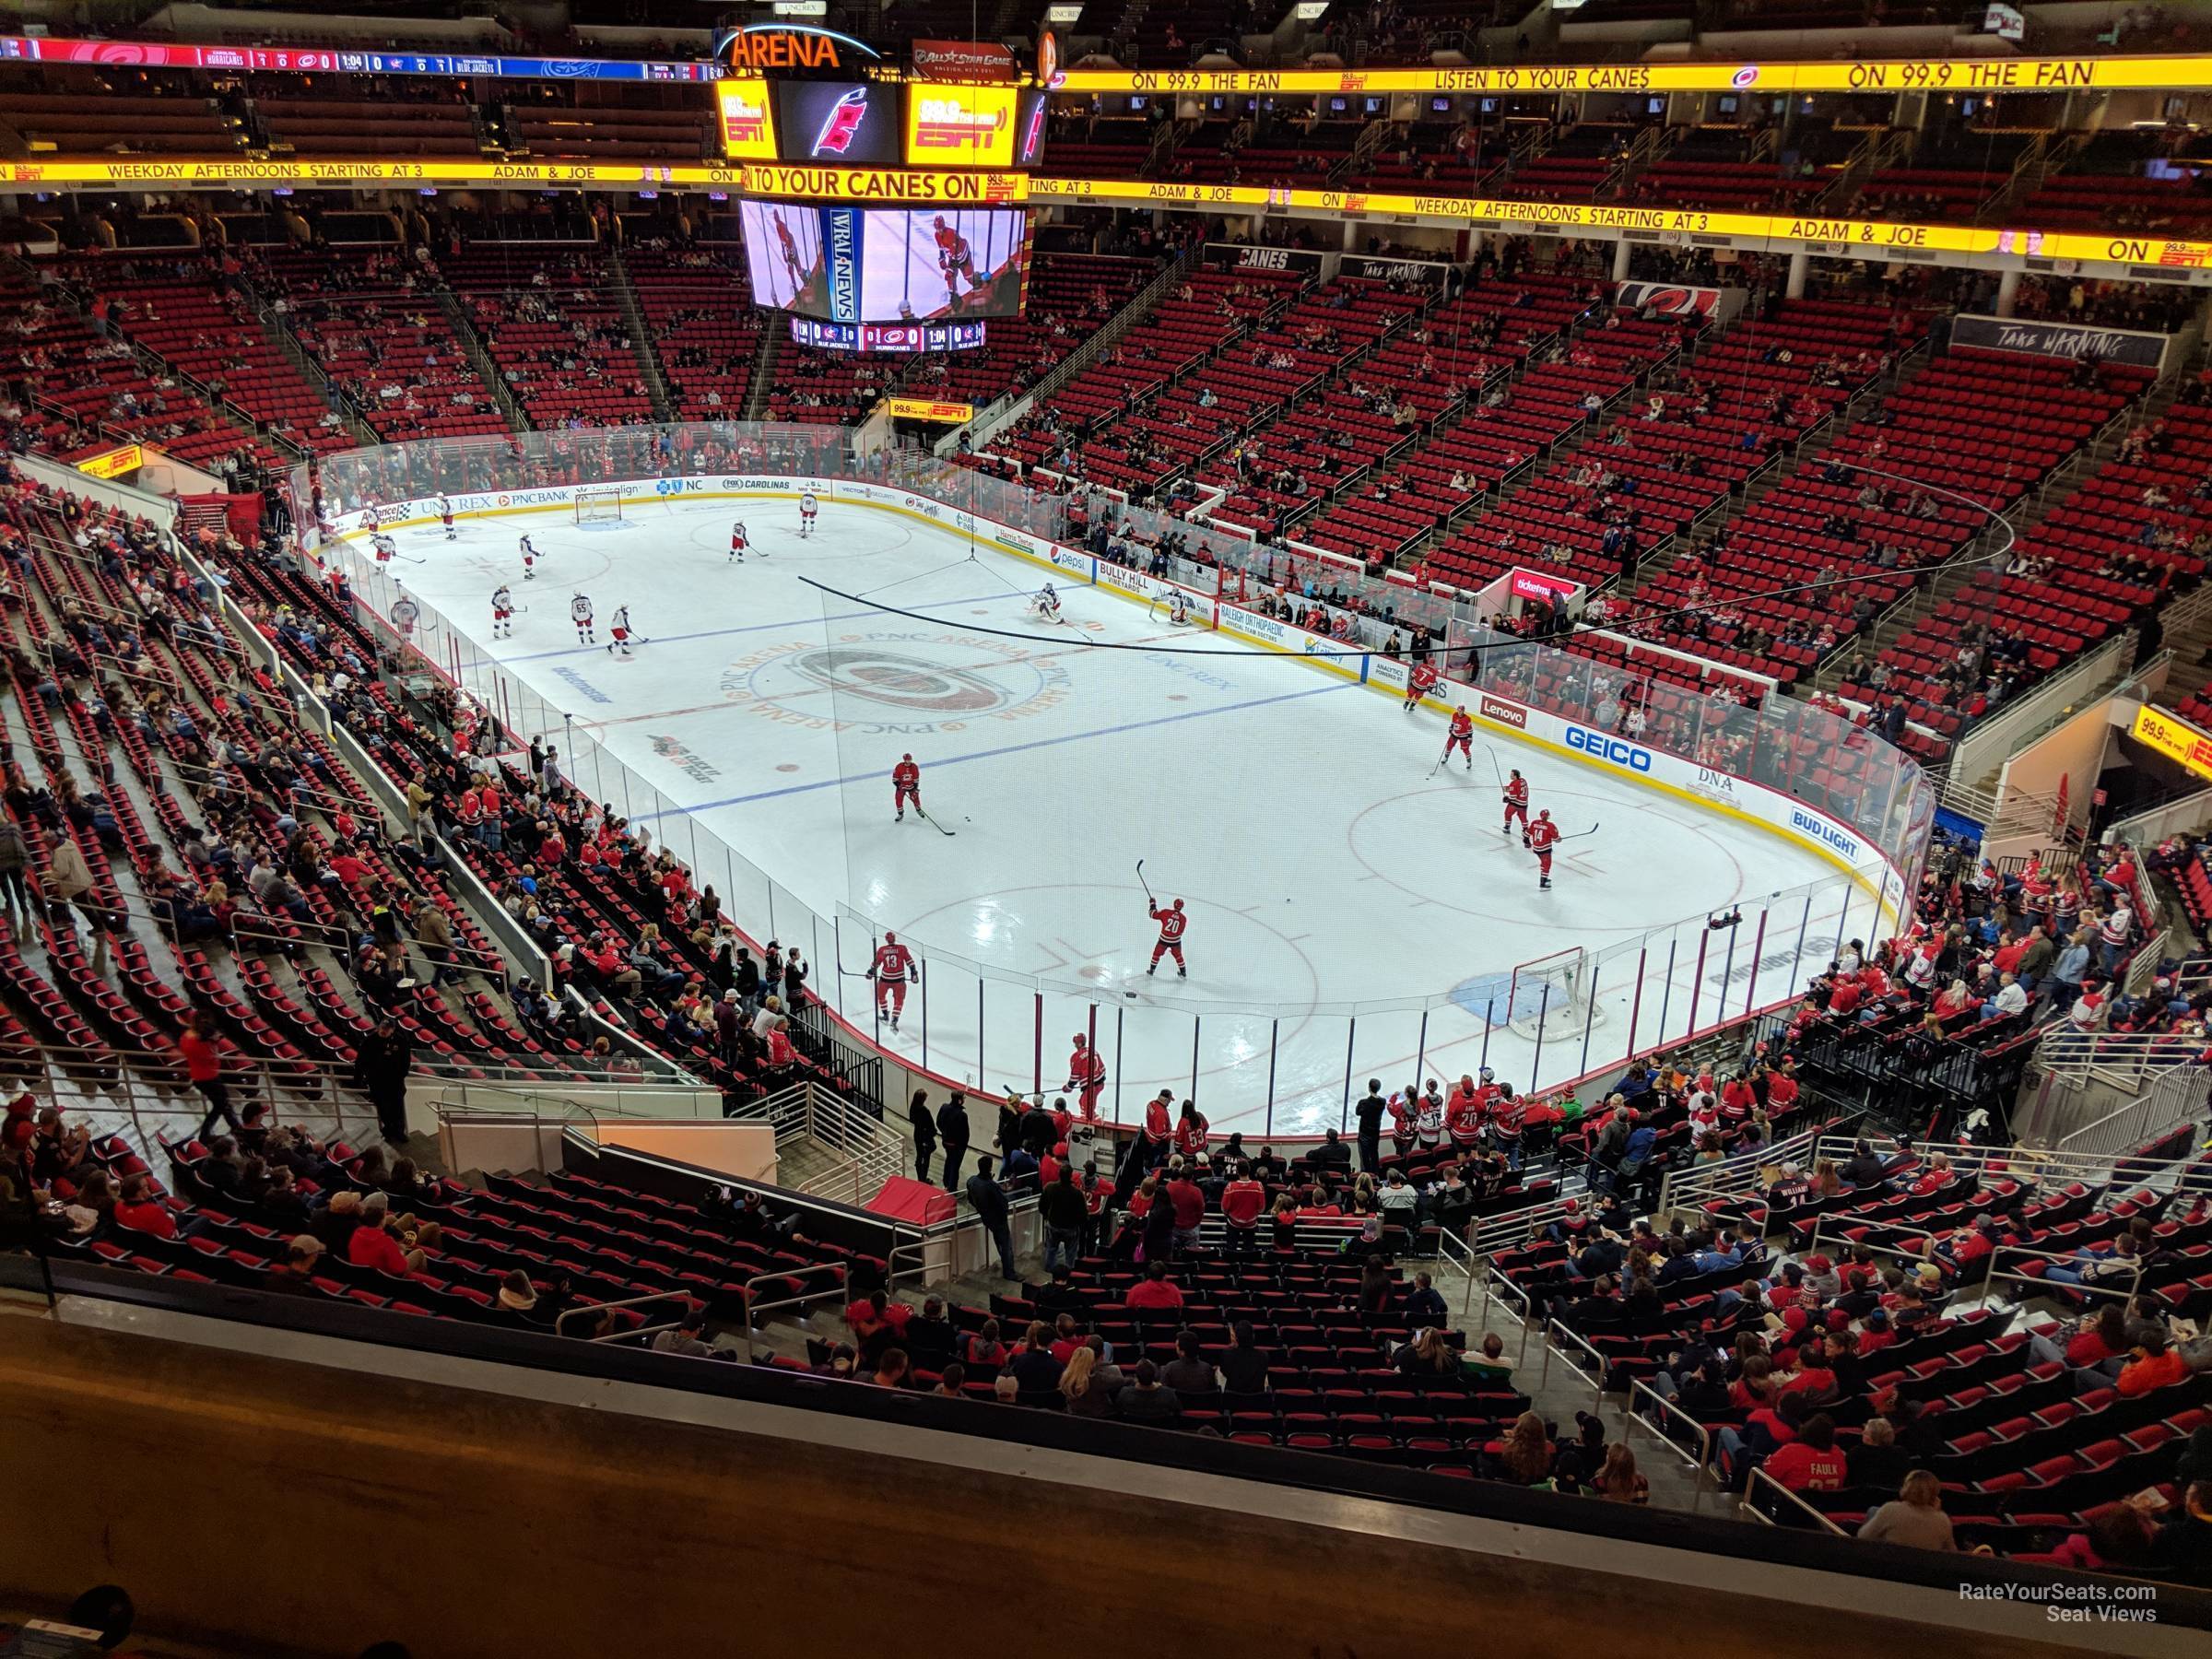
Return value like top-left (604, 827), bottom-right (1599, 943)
top-left (1030, 582), bottom-right (1064, 624)
top-left (1164, 590), bottom-right (1192, 627)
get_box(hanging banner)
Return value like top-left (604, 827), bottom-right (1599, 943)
top-left (1340, 253), bottom-right (1452, 286)
top-left (75, 444), bottom-right (144, 479)
top-left (1949, 313), bottom-right (2171, 371)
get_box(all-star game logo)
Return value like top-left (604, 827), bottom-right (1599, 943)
top-left (719, 629), bottom-right (1072, 734)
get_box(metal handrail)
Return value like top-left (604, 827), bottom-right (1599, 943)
top-left (742, 1261), bottom-right (850, 1347)
top-left (1984, 1241), bottom-right (2146, 1310)
top-left (1542, 1316), bottom-right (1612, 1414)
top-left (1745, 1465), bottom-right (1848, 1534)
top-left (555, 1288), bottom-right (694, 1340)
top-left (1627, 1379), bottom-right (1715, 1488)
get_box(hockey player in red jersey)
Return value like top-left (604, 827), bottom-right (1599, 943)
top-left (891, 753), bottom-right (922, 822)
top-left (1405, 659), bottom-right (1440, 711)
top-left (1444, 704), bottom-right (1474, 771)
top-left (1065, 1033), bottom-right (1106, 1121)
top-left (1502, 768), bottom-right (1530, 834)
top-left (1147, 898), bottom-right (1188, 978)
top-left (1524, 808), bottom-right (1561, 889)
top-left (866, 931), bottom-right (917, 1030)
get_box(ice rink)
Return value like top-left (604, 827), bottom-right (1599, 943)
top-left (341, 494), bottom-right (1887, 1135)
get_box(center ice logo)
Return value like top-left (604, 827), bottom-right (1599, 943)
top-left (720, 632), bottom-right (1070, 734)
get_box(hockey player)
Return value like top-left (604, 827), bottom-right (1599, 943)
top-left (799, 490), bottom-right (818, 536)
top-left (1032, 582), bottom-right (1063, 623)
top-left (891, 753), bottom-right (922, 822)
top-left (1502, 768), bottom-right (1530, 835)
top-left (1167, 589), bottom-right (1191, 626)
top-left (1064, 1033), bottom-right (1106, 1121)
top-left (438, 493), bottom-right (455, 540)
top-left (1147, 897), bottom-right (1188, 978)
top-left (519, 533), bottom-right (537, 581)
top-left (362, 501), bottom-right (382, 535)
top-left (729, 520), bottom-right (747, 563)
top-left (866, 931), bottom-right (917, 1030)
top-left (934, 215), bottom-right (978, 302)
top-left (1444, 703), bottom-right (1474, 771)
top-left (1405, 657), bottom-right (1440, 711)
top-left (491, 584), bottom-right (514, 640)
top-left (1524, 808), bottom-right (1561, 889)
top-left (570, 592), bottom-right (594, 645)
top-left (606, 605), bottom-right (635, 656)
top-left (371, 531), bottom-right (396, 564)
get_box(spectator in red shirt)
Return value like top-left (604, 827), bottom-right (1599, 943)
top-left (112, 1172), bottom-right (178, 1240)
top-left (1164, 1168), bottom-right (1206, 1252)
top-left (1220, 1168), bottom-right (1265, 1252)
top-left (347, 1193), bottom-right (412, 1275)
top-left (1124, 1259), bottom-right (1185, 1312)
top-left (179, 1009), bottom-right (238, 1143)
top-left (2030, 1301), bottom-right (2128, 1375)
top-left (1763, 1413), bottom-right (1850, 1492)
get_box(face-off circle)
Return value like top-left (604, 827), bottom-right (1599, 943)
top-left (720, 629), bottom-right (1072, 734)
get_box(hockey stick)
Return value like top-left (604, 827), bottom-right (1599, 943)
top-left (1555, 822), bottom-right (1603, 842)
top-left (913, 802), bottom-right (957, 838)
top-left (1425, 741), bottom-right (1454, 781)
top-left (1487, 749), bottom-right (1505, 791)
top-left (1135, 858), bottom-right (1154, 904)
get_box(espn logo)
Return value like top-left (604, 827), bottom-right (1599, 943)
top-left (720, 89), bottom-right (771, 145)
top-left (1478, 695), bottom-right (1526, 730)
top-left (913, 94), bottom-right (1008, 151)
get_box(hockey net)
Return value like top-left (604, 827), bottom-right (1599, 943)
top-left (574, 487), bottom-right (623, 526)
top-left (1504, 946), bottom-right (1601, 1040)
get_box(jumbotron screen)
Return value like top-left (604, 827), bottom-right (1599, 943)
top-left (739, 201), bottom-right (1031, 323)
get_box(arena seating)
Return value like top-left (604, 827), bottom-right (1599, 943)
top-left (501, 88), bottom-right (716, 163)
top-left (1853, 396), bottom-right (2202, 748)
top-left (38, 1118), bottom-right (879, 1335)
top-left (987, 261), bottom-right (1310, 490)
top-left (1483, 293), bottom-right (1902, 618)
top-left (0, 477), bottom-right (551, 1093)
top-left (624, 243), bottom-right (765, 422)
top-left (1583, 333), bottom-right (2135, 718)
top-left (0, 74), bottom-right (244, 156)
top-left (49, 255), bottom-right (354, 457)
top-left (0, 266), bottom-right (296, 477)
top-left (248, 246), bottom-right (512, 441)
top-left (918, 252), bottom-right (1157, 412)
top-left (445, 246), bottom-right (656, 429)
top-left (1303, 277), bottom-right (1687, 566)
top-left (253, 88), bottom-right (479, 158)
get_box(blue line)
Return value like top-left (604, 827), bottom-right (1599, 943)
top-left (638, 680), bottom-right (1354, 818)
top-left (500, 588), bottom-right (1023, 664)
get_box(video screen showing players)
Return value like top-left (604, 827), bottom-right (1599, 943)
top-left (859, 208), bottom-right (1029, 323)
top-left (739, 199), bottom-right (828, 317)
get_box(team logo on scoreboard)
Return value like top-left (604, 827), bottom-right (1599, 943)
top-left (812, 87), bottom-right (872, 157)
top-left (1731, 65), bottom-right (1760, 88)
top-left (912, 92), bottom-right (1010, 153)
top-left (721, 631), bottom-right (1070, 733)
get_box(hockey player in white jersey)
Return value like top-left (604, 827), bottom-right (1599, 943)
top-left (799, 491), bottom-right (818, 537)
top-left (571, 592), bottom-right (594, 644)
top-left (491, 584), bottom-right (514, 640)
top-left (729, 520), bottom-right (747, 563)
top-left (438, 494), bottom-right (455, 540)
top-left (1031, 582), bottom-right (1063, 623)
top-left (606, 605), bottom-right (637, 657)
top-left (371, 531), bottom-right (396, 564)
top-left (519, 533), bottom-right (538, 581)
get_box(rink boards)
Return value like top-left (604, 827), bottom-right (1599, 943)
top-left (345, 471), bottom-right (1907, 938)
